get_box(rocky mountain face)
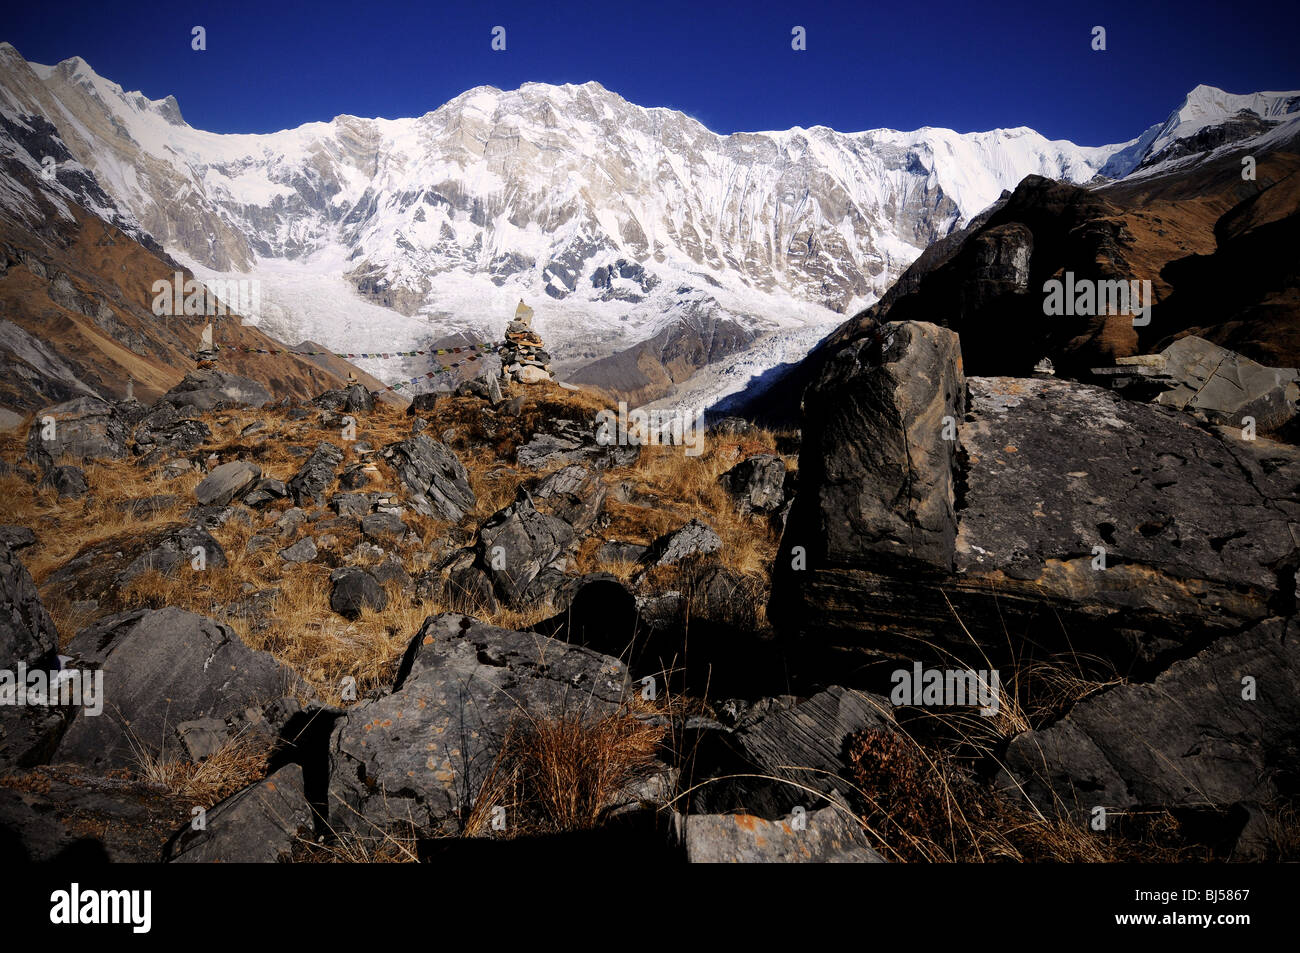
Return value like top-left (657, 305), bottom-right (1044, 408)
top-left (14, 44), bottom-right (1289, 408)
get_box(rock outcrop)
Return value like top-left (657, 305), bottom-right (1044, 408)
top-left (772, 320), bottom-right (1299, 674)
top-left (1002, 615), bottom-right (1300, 827)
top-left (326, 614), bottom-right (629, 833)
top-left (160, 369), bottom-right (271, 412)
top-left (25, 396), bottom-right (130, 468)
top-left (54, 608), bottom-right (304, 770)
top-left (381, 434), bottom-right (475, 521)
top-left (0, 543), bottom-right (57, 669)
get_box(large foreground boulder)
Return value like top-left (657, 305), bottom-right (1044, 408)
top-left (54, 608), bottom-right (303, 770)
top-left (327, 614), bottom-right (629, 833)
top-left (772, 321), bottom-right (1299, 672)
top-left (287, 442), bottom-right (344, 507)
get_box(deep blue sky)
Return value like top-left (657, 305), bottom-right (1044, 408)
top-left (6, 0), bottom-right (1299, 145)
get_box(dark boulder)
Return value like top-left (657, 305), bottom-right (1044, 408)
top-left (131, 403), bottom-right (211, 455)
top-left (38, 464), bottom-right (87, 499)
top-left (287, 442), bottom-right (344, 507)
top-left (772, 322), bottom-right (1297, 673)
top-left (194, 461), bottom-right (261, 506)
top-left (168, 764), bottom-right (314, 863)
top-left (526, 463), bottom-right (606, 534)
top-left (160, 369), bottom-right (271, 412)
top-left (639, 519), bottom-right (722, 570)
top-left (477, 497), bottom-right (574, 606)
top-left (0, 543), bottom-right (58, 669)
top-left (329, 567), bottom-right (388, 620)
top-left (382, 434), bottom-right (476, 521)
top-left (242, 478), bottom-right (288, 507)
top-left (360, 511), bottom-right (408, 543)
top-left (54, 608), bottom-right (303, 770)
top-left (25, 396), bottom-right (130, 469)
top-left (1001, 616), bottom-right (1300, 832)
top-left (326, 614), bottom-right (628, 833)
top-left (718, 454), bottom-right (786, 513)
top-left (454, 374), bottom-right (503, 406)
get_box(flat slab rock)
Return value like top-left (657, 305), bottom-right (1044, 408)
top-left (327, 613), bottom-right (629, 832)
top-left (958, 376), bottom-right (1296, 596)
top-left (0, 767), bottom-right (192, 862)
top-left (195, 460), bottom-right (261, 506)
top-left (690, 686), bottom-right (895, 818)
top-left (676, 807), bottom-right (885, 863)
top-left (1001, 616), bottom-right (1300, 821)
top-left (55, 607), bottom-right (303, 770)
top-left (168, 764), bottom-right (313, 863)
top-left (43, 523), bottom-right (228, 607)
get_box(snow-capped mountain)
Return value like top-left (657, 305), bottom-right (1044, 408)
top-left (1101, 84), bottom-right (1300, 179)
top-left (2, 40), bottom-right (1296, 408)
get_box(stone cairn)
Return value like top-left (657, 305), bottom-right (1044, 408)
top-left (498, 300), bottom-right (554, 385)
top-left (196, 322), bottom-right (219, 368)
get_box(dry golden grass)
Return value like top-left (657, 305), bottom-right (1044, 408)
top-left (465, 708), bottom-right (666, 837)
top-left (2, 384), bottom-right (794, 700)
top-left (298, 823), bottom-right (421, 863)
top-left (127, 726), bottom-right (271, 806)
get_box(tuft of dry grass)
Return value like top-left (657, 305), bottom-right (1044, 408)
top-left (127, 727), bottom-right (271, 807)
top-left (465, 709), bottom-right (666, 837)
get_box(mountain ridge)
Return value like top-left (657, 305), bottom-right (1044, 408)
top-left (3, 40), bottom-right (1297, 410)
